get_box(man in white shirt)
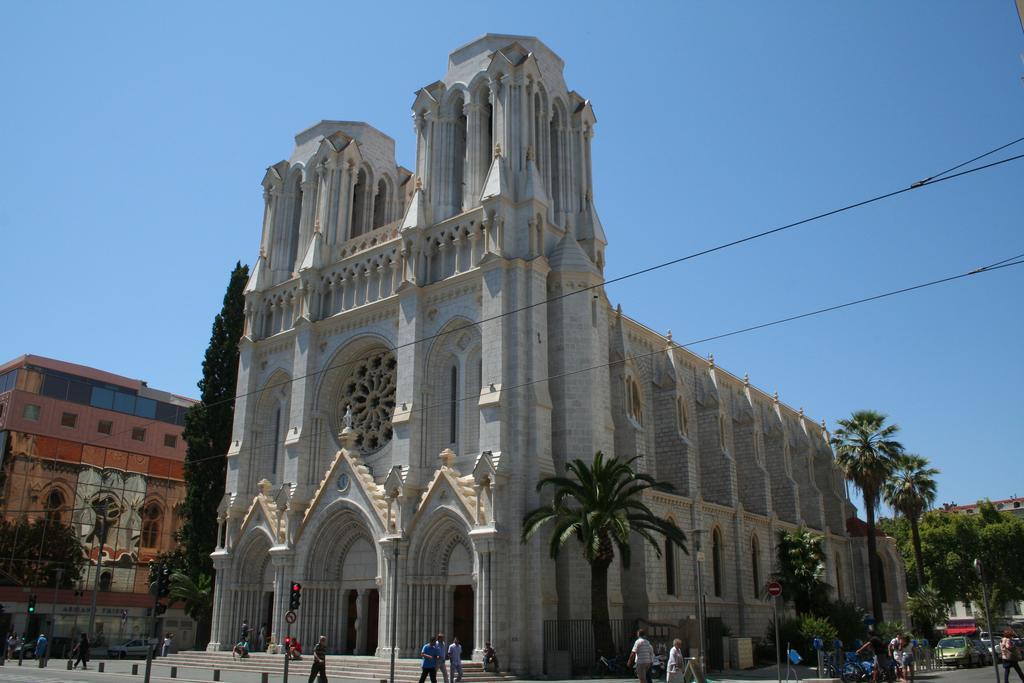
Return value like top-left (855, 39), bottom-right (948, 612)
top-left (628, 629), bottom-right (654, 683)
top-left (448, 637), bottom-right (463, 682)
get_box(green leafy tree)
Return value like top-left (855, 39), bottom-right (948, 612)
top-left (521, 452), bottom-right (687, 655)
top-left (178, 262), bottom-right (248, 578)
top-left (882, 453), bottom-right (938, 591)
top-left (832, 410), bottom-right (903, 621)
top-left (0, 518), bottom-right (86, 587)
top-left (773, 527), bottom-right (830, 616)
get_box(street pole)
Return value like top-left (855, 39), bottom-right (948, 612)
top-left (50, 567), bottom-right (64, 656)
top-left (773, 596), bottom-right (781, 683)
top-left (974, 559), bottom-right (1001, 683)
top-left (390, 543), bottom-right (399, 683)
top-left (283, 623), bottom-right (290, 683)
top-left (86, 500), bottom-right (109, 641)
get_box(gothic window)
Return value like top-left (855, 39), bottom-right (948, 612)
top-left (550, 105), bottom-right (563, 215)
top-left (339, 349), bottom-right (397, 453)
top-left (286, 174), bottom-right (302, 271)
top-left (141, 503), bottom-right (161, 548)
top-left (677, 397), bottom-right (689, 435)
top-left (44, 489), bottom-right (64, 524)
top-left (372, 178), bottom-right (389, 229)
top-left (712, 528), bottom-right (723, 597)
top-left (834, 552), bottom-right (843, 600)
top-left (665, 537), bottom-right (676, 596)
top-left (718, 414), bottom-right (727, 449)
top-left (351, 168), bottom-right (368, 238)
top-left (451, 95), bottom-right (467, 215)
top-left (626, 377), bottom-right (642, 426)
top-left (449, 365), bottom-right (459, 445)
top-left (99, 572), bottom-right (112, 592)
top-left (271, 406), bottom-right (281, 475)
top-left (751, 535), bottom-right (761, 596)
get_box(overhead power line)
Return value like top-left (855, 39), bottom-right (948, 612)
top-left (15, 138), bottom-right (1024, 458)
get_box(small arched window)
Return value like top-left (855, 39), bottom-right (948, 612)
top-left (677, 397), bottom-right (689, 435)
top-left (351, 168), bottom-right (369, 238)
top-left (718, 414), bottom-right (727, 448)
top-left (44, 489), bottom-right (65, 524)
top-left (99, 571), bottom-right (112, 592)
top-left (449, 365), bottom-right (459, 445)
top-left (141, 503), bottom-right (161, 548)
top-left (665, 537), bottom-right (676, 596)
top-left (271, 405), bottom-right (282, 475)
top-left (373, 178), bottom-right (389, 229)
top-left (626, 377), bottom-right (643, 425)
top-left (712, 528), bottom-right (724, 597)
top-left (751, 535), bottom-right (761, 596)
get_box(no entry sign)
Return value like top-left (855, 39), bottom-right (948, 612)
top-left (767, 581), bottom-right (782, 597)
top-left (285, 610), bottom-right (297, 624)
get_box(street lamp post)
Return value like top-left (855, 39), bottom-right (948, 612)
top-left (682, 528), bottom-right (706, 675)
top-left (974, 559), bottom-right (1002, 683)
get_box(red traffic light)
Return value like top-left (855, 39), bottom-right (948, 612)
top-left (291, 582), bottom-right (301, 593)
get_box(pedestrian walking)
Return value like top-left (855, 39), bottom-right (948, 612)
top-left (628, 629), bottom-right (654, 683)
top-left (35, 633), bottom-right (48, 668)
top-left (667, 638), bottom-right (684, 683)
top-left (436, 633), bottom-right (449, 683)
top-left (258, 622), bottom-right (268, 652)
top-left (448, 637), bottom-right (464, 683)
top-left (162, 633), bottom-right (173, 657)
top-left (419, 634), bottom-right (441, 683)
top-left (308, 635), bottom-right (328, 683)
top-left (240, 619), bottom-right (251, 643)
top-left (72, 632), bottom-right (90, 670)
top-left (1001, 630), bottom-right (1024, 683)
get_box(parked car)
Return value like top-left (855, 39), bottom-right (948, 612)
top-left (972, 640), bottom-right (993, 666)
top-left (107, 639), bottom-right (156, 659)
top-left (936, 637), bottom-right (982, 668)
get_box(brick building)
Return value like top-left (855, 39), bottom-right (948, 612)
top-left (0, 354), bottom-right (198, 649)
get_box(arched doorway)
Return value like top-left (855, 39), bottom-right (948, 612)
top-left (407, 517), bottom-right (475, 656)
top-left (304, 507), bottom-right (382, 655)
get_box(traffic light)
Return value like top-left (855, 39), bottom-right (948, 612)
top-left (157, 564), bottom-right (171, 597)
top-left (154, 603), bottom-right (167, 616)
top-left (289, 582), bottom-right (302, 610)
top-left (27, 595), bottom-right (36, 614)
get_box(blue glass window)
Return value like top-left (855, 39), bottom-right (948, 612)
top-left (113, 392), bottom-right (136, 415)
top-left (90, 387), bottom-right (114, 410)
top-left (134, 397), bottom-right (156, 419)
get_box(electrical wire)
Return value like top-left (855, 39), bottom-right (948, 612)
top-left (25, 140), bottom-right (1023, 455)
top-left (6, 251), bottom-right (1018, 477)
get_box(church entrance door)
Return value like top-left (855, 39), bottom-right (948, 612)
top-left (345, 590), bottom-right (358, 654)
top-left (452, 584), bottom-right (474, 655)
top-left (366, 589), bottom-right (380, 654)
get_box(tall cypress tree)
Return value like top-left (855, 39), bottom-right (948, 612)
top-left (178, 262), bottom-right (249, 578)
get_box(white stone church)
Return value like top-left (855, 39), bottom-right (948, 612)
top-left (209, 34), bottom-right (907, 674)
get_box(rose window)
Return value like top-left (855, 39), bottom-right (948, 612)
top-left (339, 349), bottom-right (397, 453)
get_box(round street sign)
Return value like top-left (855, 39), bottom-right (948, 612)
top-left (285, 610), bottom-right (297, 624)
top-left (767, 581), bottom-right (783, 597)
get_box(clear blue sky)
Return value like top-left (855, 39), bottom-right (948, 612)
top-left (2, 2), bottom-right (1021, 515)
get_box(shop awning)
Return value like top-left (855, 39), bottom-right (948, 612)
top-left (945, 626), bottom-right (978, 635)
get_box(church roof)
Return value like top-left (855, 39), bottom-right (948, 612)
top-left (548, 223), bottom-right (598, 274)
top-left (444, 34), bottom-right (568, 94)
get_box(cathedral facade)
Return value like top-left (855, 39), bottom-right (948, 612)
top-left (208, 35), bottom-right (907, 673)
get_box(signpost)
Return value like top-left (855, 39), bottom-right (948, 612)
top-left (974, 559), bottom-right (1002, 683)
top-left (767, 581), bottom-right (783, 683)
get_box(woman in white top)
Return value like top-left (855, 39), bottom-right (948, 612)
top-left (667, 638), bottom-right (685, 683)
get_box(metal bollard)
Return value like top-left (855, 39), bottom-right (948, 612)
top-left (171, 665), bottom-right (178, 678)
top-left (132, 663), bottom-right (139, 675)
top-left (213, 670), bottom-right (220, 681)
top-left (261, 673), bottom-right (269, 683)
top-left (98, 661), bottom-right (105, 672)
top-left (67, 660), bottom-right (73, 670)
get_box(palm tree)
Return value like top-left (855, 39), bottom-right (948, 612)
top-left (522, 451), bottom-right (687, 655)
top-left (169, 572), bottom-right (214, 647)
top-left (832, 410), bottom-right (903, 622)
top-left (883, 453), bottom-right (938, 590)
top-left (773, 527), bottom-right (830, 616)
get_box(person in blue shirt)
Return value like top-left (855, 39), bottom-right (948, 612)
top-left (34, 633), bottom-right (47, 668)
top-left (419, 635), bottom-right (441, 683)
